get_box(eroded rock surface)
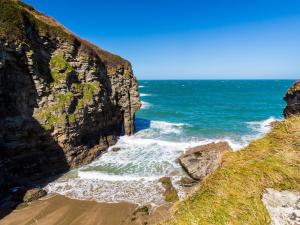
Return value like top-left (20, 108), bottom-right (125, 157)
top-left (179, 142), bottom-right (231, 181)
top-left (23, 188), bottom-right (47, 203)
top-left (0, 0), bottom-right (140, 206)
top-left (262, 188), bottom-right (300, 225)
top-left (284, 80), bottom-right (300, 117)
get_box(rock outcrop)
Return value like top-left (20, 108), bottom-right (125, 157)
top-left (262, 188), bottom-right (300, 225)
top-left (179, 142), bottom-right (231, 181)
top-left (23, 188), bottom-right (47, 203)
top-left (0, 0), bottom-right (140, 207)
top-left (284, 80), bottom-right (300, 117)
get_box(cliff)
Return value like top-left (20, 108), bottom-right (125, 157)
top-left (284, 80), bottom-right (300, 117)
top-left (0, 0), bottom-right (140, 205)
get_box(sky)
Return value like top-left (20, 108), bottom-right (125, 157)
top-left (23, 0), bottom-right (300, 80)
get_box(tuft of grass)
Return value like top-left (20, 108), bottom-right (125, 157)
top-left (49, 54), bottom-right (74, 84)
top-left (169, 116), bottom-right (300, 225)
top-left (71, 81), bottom-right (100, 114)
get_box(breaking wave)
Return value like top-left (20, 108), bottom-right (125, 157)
top-left (141, 101), bottom-right (152, 109)
top-left (46, 117), bottom-right (279, 205)
top-left (140, 93), bottom-right (152, 97)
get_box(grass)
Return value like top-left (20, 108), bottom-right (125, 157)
top-left (0, 0), bottom-right (25, 41)
top-left (0, 0), bottom-right (128, 71)
top-left (0, 0), bottom-right (72, 42)
top-left (169, 116), bottom-right (300, 225)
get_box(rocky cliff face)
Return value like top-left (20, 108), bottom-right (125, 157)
top-left (0, 0), bottom-right (140, 202)
top-left (284, 80), bottom-right (300, 117)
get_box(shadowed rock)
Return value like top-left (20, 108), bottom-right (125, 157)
top-left (0, 0), bottom-right (140, 218)
top-left (179, 142), bottom-right (231, 181)
top-left (284, 80), bottom-right (300, 117)
top-left (23, 188), bottom-right (47, 203)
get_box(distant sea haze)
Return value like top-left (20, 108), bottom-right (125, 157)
top-left (46, 80), bottom-right (294, 205)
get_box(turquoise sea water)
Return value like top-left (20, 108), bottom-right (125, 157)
top-left (137, 80), bottom-right (293, 141)
top-left (47, 80), bottom-right (295, 205)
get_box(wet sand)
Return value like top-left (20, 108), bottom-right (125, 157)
top-left (0, 195), bottom-right (171, 225)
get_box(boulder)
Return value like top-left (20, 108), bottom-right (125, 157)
top-left (23, 188), bottom-right (47, 203)
top-left (284, 80), bottom-right (300, 117)
top-left (159, 177), bottom-right (178, 203)
top-left (179, 142), bottom-right (231, 181)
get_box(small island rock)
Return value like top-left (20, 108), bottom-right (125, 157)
top-left (284, 80), bottom-right (300, 117)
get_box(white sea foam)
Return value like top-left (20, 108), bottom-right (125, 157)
top-left (149, 120), bottom-right (189, 134)
top-left (140, 93), bottom-right (152, 97)
top-left (46, 117), bottom-right (280, 205)
top-left (139, 85), bottom-right (145, 88)
top-left (78, 171), bottom-right (159, 181)
top-left (141, 101), bottom-right (152, 109)
top-left (46, 177), bottom-right (165, 205)
top-left (246, 116), bottom-right (277, 135)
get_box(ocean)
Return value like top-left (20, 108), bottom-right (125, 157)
top-left (46, 80), bottom-right (294, 206)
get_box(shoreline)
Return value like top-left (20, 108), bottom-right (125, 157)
top-left (0, 119), bottom-right (292, 225)
top-left (0, 194), bottom-right (172, 225)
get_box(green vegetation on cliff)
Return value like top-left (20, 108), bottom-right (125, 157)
top-left (0, 0), bottom-right (71, 42)
top-left (50, 54), bottom-right (74, 84)
top-left (171, 117), bottom-right (300, 225)
top-left (0, 0), bottom-right (130, 69)
top-left (36, 53), bottom-right (101, 129)
top-left (0, 0), bottom-right (25, 40)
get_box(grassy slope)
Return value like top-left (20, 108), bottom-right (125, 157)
top-left (171, 116), bottom-right (300, 225)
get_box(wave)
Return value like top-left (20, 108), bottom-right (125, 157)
top-left (46, 177), bottom-right (165, 205)
top-left (149, 120), bottom-right (189, 134)
top-left (246, 116), bottom-right (277, 135)
top-left (141, 101), bottom-right (152, 109)
top-left (46, 116), bottom-right (280, 206)
top-left (78, 171), bottom-right (159, 181)
top-left (140, 93), bottom-right (152, 97)
top-left (139, 85), bottom-right (145, 88)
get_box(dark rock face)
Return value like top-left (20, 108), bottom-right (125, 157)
top-left (0, 0), bottom-right (140, 213)
top-left (178, 142), bottom-right (231, 181)
top-left (284, 80), bottom-right (300, 118)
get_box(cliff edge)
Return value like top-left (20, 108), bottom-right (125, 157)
top-left (0, 0), bottom-right (140, 204)
top-left (284, 80), bottom-right (300, 117)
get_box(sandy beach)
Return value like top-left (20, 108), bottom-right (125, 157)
top-left (0, 195), bottom-right (171, 225)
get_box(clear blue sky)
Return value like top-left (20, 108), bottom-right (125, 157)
top-left (24, 0), bottom-right (300, 80)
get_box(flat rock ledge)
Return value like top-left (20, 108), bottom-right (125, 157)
top-left (262, 188), bottom-right (300, 225)
top-left (178, 142), bottom-right (232, 181)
